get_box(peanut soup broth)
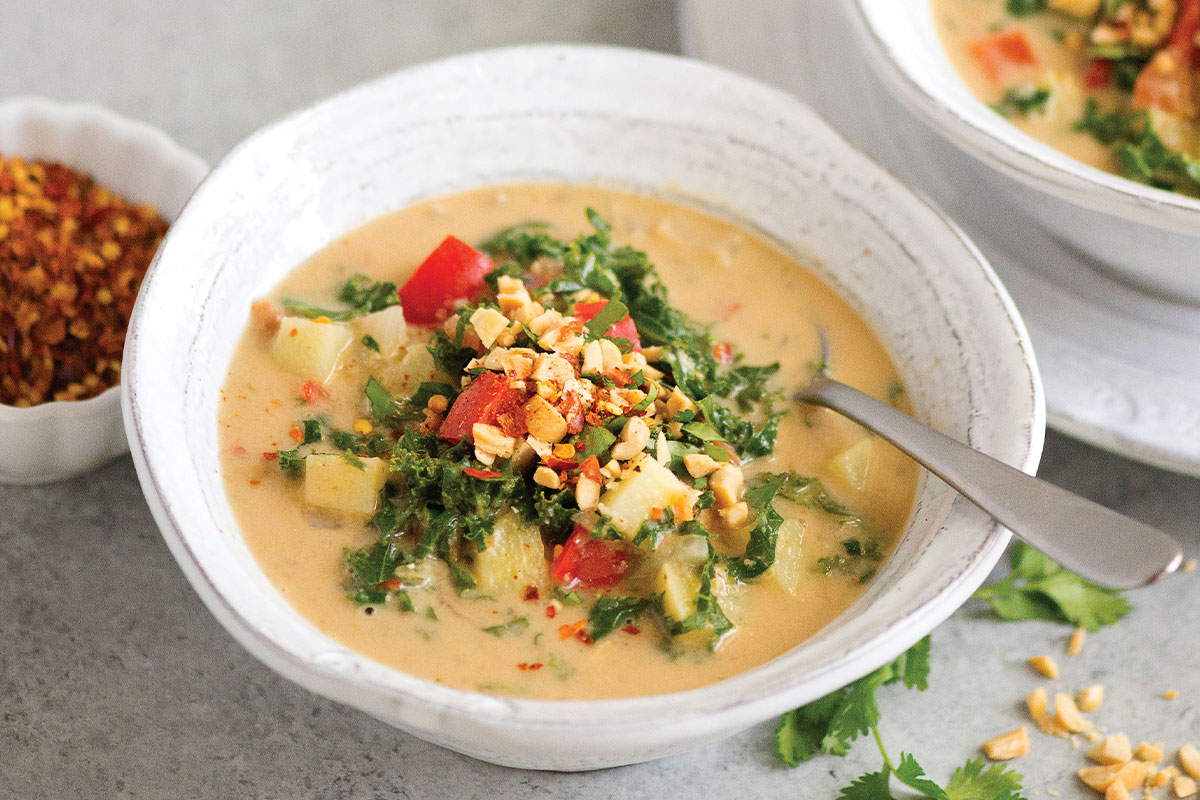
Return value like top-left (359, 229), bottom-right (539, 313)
top-left (218, 184), bottom-right (919, 699)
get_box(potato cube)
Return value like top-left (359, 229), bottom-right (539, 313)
top-left (381, 344), bottom-right (438, 397)
top-left (303, 454), bottom-right (388, 514)
top-left (272, 316), bottom-right (354, 382)
top-left (656, 560), bottom-right (701, 621)
top-left (826, 438), bottom-right (875, 493)
top-left (766, 519), bottom-right (806, 594)
top-left (355, 305), bottom-right (408, 357)
top-left (472, 513), bottom-right (548, 595)
top-left (598, 455), bottom-right (691, 537)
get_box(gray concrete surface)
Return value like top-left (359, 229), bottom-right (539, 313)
top-left (2, 2), bottom-right (1197, 797)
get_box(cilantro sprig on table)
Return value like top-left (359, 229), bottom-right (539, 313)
top-left (775, 544), bottom-right (1131, 796)
top-left (776, 637), bottom-right (1028, 800)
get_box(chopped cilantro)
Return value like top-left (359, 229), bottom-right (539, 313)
top-left (282, 273), bottom-right (401, 321)
top-left (990, 85), bottom-right (1051, 118)
top-left (483, 613), bottom-right (529, 637)
top-left (1005, 0), bottom-right (1045, 16)
top-left (361, 334), bottom-right (381, 352)
top-left (973, 542), bottom-right (1130, 631)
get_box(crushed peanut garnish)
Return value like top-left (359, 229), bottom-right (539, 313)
top-left (1030, 655), bottom-right (1061, 679)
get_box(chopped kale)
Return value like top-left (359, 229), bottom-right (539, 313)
top-left (283, 273), bottom-right (401, 321)
top-left (587, 596), bottom-right (649, 641)
top-left (990, 85), bottom-right (1052, 118)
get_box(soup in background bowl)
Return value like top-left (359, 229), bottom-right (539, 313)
top-left (122, 45), bottom-right (1043, 769)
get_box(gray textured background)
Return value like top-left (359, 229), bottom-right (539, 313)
top-left (2, 2), bottom-right (1197, 797)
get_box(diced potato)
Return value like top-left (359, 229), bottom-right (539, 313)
top-left (380, 344), bottom-right (438, 397)
top-left (272, 315), bottom-right (354, 382)
top-left (1048, 0), bottom-right (1099, 17)
top-left (303, 454), bottom-right (388, 514)
top-left (355, 305), bottom-right (408, 357)
top-left (656, 560), bottom-right (701, 621)
top-left (598, 455), bottom-right (691, 537)
top-left (826, 438), bottom-right (876, 493)
top-left (766, 519), bottom-right (806, 594)
top-left (472, 512), bottom-right (548, 595)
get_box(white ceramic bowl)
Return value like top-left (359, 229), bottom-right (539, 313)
top-left (851, 0), bottom-right (1200, 303)
top-left (123, 45), bottom-right (1043, 770)
top-left (0, 97), bottom-right (208, 484)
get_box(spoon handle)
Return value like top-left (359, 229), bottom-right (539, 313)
top-left (797, 376), bottom-right (1182, 589)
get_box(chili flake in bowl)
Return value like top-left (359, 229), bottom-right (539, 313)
top-left (0, 156), bottom-right (168, 406)
top-left (0, 97), bottom-right (207, 484)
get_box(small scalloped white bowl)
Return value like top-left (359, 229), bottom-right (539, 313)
top-left (0, 97), bottom-right (207, 484)
top-left (851, 0), bottom-right (1200, 304)
top-left (122, 46), bottom-right (1044, 770)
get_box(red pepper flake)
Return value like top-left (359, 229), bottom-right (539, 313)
top-left (300, 380), bottom-right (328, 404)
top-left (463, 467), bottom-right (502, 480)
top-left (545, 605), bottom-right (557, 619)
top-left (261, 451), bottom-right (278, 461)
top-left (712, 342), bottom-right (734, 364)
top-left (621, 624), bottom-right (641, 635)
top-left (522, 585), bottom-right (540, 601)
top-left (0, 157), bottom-right (169, 407)
top-left (580, 455), bottom-right (602, 483)
top-left (649, 506), bottom-right (663, 522)
top-left (575, 629), bottom-right (593, 645)
top-left (546, 456), bottom-right (578, 471)
top-left (248, 479), bottom-right (261, 486)
top-left (558, 620), bottom-right (587, 640)
top-left (288, 425), bottom-right (303, 442)
top-left (516, 662), bottom-right (545, 671)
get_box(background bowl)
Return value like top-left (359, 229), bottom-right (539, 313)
top-left (122, 45), bottom-right (1043, 770)
top-left (852, 0), bottom-right (1200, 304)
top-left (0, 97), bottom-right (208, 484)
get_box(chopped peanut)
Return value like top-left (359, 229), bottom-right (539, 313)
top-left (1067, 627), bottom-right (1086, 656)
top-left (1176, 775), bottom-right (1198, 798)
top-left (575, 475), bottom-right (601, 511)
top-left (1151, 767), bottom-right (1182, 789)
top-left (1165, 690), bottom-right (1180, 700)
top-left (1090, 734), bottom-right (1133, 766)
top-left (469, 307), bottom-right (509, 348)
top-left (683, 452), bottom-right (721, 477)
top-left (1027, 687), bottom-right (1049, 720)
top-left (472, 423), bottom-right (516, 458)
top-left (1104, 779), bottom-right (1133, 800)
top-left (717, 501), bottom-right (750, 528)
top-left (352, 418), bottom-right (373, 435)
top-left (982, 726), bottom-right (1030, 760)
top-left (1030, 655), bottom-right (1060, 679)
top-left (530, 352), bottom-right (574, 385)
top-left (1054, 692), bottom-right (1092, 733)
top-left (665, 386), bottom-right (695, 419)
top-left (1136, 742), bottom-right (1165, 764)
top-left (709, 464), bottom-right (745, 508)
top-left (611, 416), bottom-right (651, 461)
top-left (1079, 761), bottom-right (1150, 793)
top-left (523, 395), bottom-right (569, 443)
top-left (1078, 685), bottom-right (1105, 712)
top-left (580, 340), bottom-right (603, 374)
top-left (1180, 745), bottom-right (1200, 779)
top-left (532, 465), bottom-right (560, 490)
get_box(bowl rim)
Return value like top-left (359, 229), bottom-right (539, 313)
top-left (0, 96), bottom-right (208, 421)
top-left (849, 0), bottom-right (1200, 234)
top-left (122, 43), bottom-right (1044, 744)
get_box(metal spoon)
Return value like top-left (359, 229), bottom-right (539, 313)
top-left (795, 374), bottom-right (1182, 589)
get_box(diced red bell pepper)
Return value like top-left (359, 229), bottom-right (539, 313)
top-left (1084, 58), bottom-right (1113, 90)
top-left (551, 525), bottom-right (629, 590)
top-left (462, 468), bottom-right (502, 479)
top-left (968, 30), bottom-right (1037, 84)
top-left (399, 235), bottom-right (494, 325)
top-left (1134, 0), bottom-right (1200, 113)
top-left (438, 371), bottom-right (513, 443)
top-left (573, 301), bottom-right (641, 352)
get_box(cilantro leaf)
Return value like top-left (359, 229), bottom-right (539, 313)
top-left (973, 542), bottom-right (1130, 631)
top-left (483, 614), bottom-right (529, 637)
top-left (282, 274), bottom-right (401, 321)
top-left (837, 770), bottom-right (897, 800)
top-left (587, 596), bottom-right (649, 641)
top-left (990, 86), bottom-right (1052, 118)
top-left (1005, 0), bottom-right (1046, 16)
top-left (363, 376), bottom-right (399, 421)
top-left (774, 691), bottom-right (846, 766)
top-left (894, 753), bottom-right (949, 800)
top-left (945, 758), bottom-right (1027, 800)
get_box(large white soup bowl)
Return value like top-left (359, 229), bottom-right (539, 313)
top-left (122, 45), bottom-right (1043, 770)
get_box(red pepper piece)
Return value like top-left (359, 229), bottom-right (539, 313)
top-left (301, 380), bottom-right (328, 404)
top-left (968, 30), bottom-right (1037, 84)
top-left (463, 468), bottom-right (502, 480)
top-left (438, 371), bottom-right (512, 443)
top-left (1084, 58), bottom-right (1113, 90)
top-left (573, 301), bottom-right (641, 352)
top-left (551, 525), bottom-right (629, 590)
top-left (399, 235), bottom-right (494, 325)
top-left (711, 342), bottom-right (733, 364)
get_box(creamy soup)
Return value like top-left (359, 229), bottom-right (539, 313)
top-left (934, 0), bottom-right (1200, 196)
top-left (218, 184), bottom-right (919, 699)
